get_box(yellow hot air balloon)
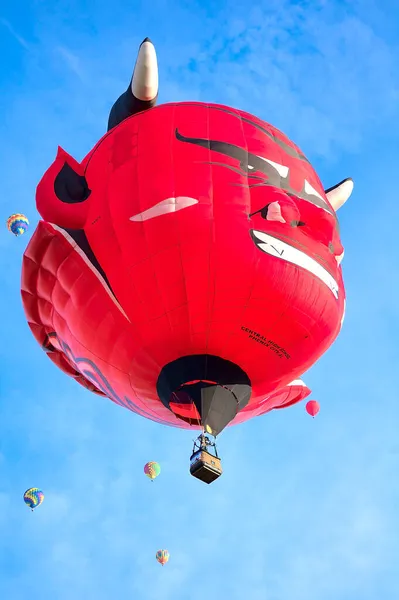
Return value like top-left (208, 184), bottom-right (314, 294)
top-left (144, 461), bottom-right (161, 481)
top-left (7, 213), bottom-right (29, 236)
top-left (156, 549), bottom-right (169, 566)
top-left (23, 488), bottom-right (44, 511)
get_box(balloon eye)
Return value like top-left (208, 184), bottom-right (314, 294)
top-left (290, 220), bottom-right (306, 227)
top-left (54, 163), bottom-right (91, 204)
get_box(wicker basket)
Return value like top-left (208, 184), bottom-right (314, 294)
top-left (190, 450), bottom-right (223, 484)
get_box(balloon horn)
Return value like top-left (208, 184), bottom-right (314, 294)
top-left (325, 178), bottom-right (354, 211)
top-left (107, 38), bottom-right (159, 131)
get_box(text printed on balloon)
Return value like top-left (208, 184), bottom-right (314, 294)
top-left (241, 327), bottom-right (290, 359)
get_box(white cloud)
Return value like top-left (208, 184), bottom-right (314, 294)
top-left (56, 46), bottom-right (85, 80)
top-left (0, 18), bottom-right (30, 50)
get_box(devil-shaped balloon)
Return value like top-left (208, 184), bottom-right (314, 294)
top-left (21, 38), bottom-right (353, 436)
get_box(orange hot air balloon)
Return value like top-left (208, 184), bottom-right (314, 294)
top-left (305, 400), bottom-right (320, 417)
top-left (156, 549), bottom-right (170, 566)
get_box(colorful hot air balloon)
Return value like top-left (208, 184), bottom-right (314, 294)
top-left (156, 549), bottom-right (170, 566)
top-left (144, 461), bottom-right (161, 481)
top-left (306, 400), bottom-right (320, 417)
top-left (20, 39), bottom-right (353, 443)
top-left (23, 487), bottom-right (44, 511)
top-left (7, 213), bottom-right (29, 236)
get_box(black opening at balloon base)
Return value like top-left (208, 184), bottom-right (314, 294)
top-left (156, 354), bottom-right (252, 437)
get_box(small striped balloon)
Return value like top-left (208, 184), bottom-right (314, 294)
top-left (156, 549), bottom-right (170, 566)
top-left (23, 488), bottom-right (44, 511)
top-left (144, 461), bottom-right (161, 481)
top-left (7, 213), bottom-right (29, 236)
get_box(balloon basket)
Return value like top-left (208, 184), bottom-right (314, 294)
top-left (189, 434), bottom-right (223, 484)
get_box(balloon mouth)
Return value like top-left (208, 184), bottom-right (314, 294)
top-left (156, 355), bottom-right (251, 436)
top-left (249, 229), bottom-right (339, 300)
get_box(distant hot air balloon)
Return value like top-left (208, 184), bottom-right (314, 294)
top-left (7, 213), bottom-right (29, 236)
top-left (144, 461), bottom-right (161, 481)
top-left (23, 488), bottom-right (44, 511)
top-left (306, 400), bottom-right (320, 417)
top-left (156, 549), bottom-right (169, 566)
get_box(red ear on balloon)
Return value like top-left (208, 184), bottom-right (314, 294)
top-left (36, 146), bottom-right (92, 230)
top-left (305, 400), bottom-right (320, 417)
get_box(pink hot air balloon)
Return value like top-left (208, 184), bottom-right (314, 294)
top-left (305, 400), bottom-right (320, 417)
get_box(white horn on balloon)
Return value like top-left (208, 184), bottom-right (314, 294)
top-left (131, 37), bottom-right (158, 102)
top-left (107, 37), bottom-right (158, 131)
top-left (325, 178), bottom-right (354, 211)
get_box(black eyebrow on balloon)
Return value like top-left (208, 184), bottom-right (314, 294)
top-left (210, 105), bottom-right (310, 164)
top-left (175, 128), bottom-right (335, 217)
top-left (175, 129), bottom-right (248, 161)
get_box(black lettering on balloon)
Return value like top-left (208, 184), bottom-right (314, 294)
top-left (240, 326), bottom-right (290, 359)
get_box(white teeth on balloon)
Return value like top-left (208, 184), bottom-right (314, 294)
top-left (335, 250), bottom-right (344, 265)
top-left (255, 156), bottom-right (289, 178)
top-left (130, 197), bottom-right (198, 222)
top-left (252, 229), bottom-right (339, 299)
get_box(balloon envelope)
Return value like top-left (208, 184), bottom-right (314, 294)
top-left (23, 487), bottom-right (44, 510)
top-left (144, 461), bottom-right (161, 480)
top-left (7, 213), bottom-right (29, 236)
top-left (21, 101), bottom-right (346, 436)
top-left (156, 549), bottom-right (169, 566)
top-left (306, 400), bottom-right (320, 417)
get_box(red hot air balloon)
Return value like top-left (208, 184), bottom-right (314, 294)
top-left (21, 38), bottom-right (352, 443)
top-left (306, 400), bottom-right (320, 417)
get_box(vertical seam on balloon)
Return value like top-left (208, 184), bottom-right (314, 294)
top-left (134, 110), bottom-right (178, 421)
top-left (225, 110), bottom-right (253, 353)
top-left (205, 103), bottom-right (216, 360)
top-left (43, 236), bottom-right (58, 339)
top-left (153, 103), bottom-right (178, 338)
top-left (122, 124), bottom-right (160, 392)
top-left (222, 112), bottom-right (261, 364)
top-left (106, 137), bottom-right (126, 319)
top-left (132, 115), bottom-right (171, 418)
top-left (174, 102), bottom-right (193, 354)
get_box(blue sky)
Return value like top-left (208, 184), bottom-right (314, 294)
top-left (1, 1), bottom-right (399, 598)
